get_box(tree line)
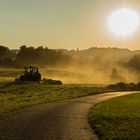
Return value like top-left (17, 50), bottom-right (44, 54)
top-left (1, 45), bottom-right (140, 72)
top-left (0, 45), bottom-right (72, 68)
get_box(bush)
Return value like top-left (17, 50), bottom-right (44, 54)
top-left (108, 82), bottom-right (139, 91)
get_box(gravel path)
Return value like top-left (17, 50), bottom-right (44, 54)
top-left (0, 91), bottom-right (138, 140)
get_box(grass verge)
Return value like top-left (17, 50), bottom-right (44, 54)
top-left (0, 83), bottom-right (109, 114)
top-left (89, 93), bottom-right (140, 140)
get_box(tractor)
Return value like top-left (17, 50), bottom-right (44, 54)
top-left (17, 66), bottom-right (41, 82)
top-left (15, 66), bottom-right (63, 85)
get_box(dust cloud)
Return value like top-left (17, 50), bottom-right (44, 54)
top-left (40, 61), bottom-right (140, 84)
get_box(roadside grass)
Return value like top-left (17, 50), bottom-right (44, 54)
top-left (89, 93), bottom-right (140, 140)
top-left (0, 83), bottom-right (109, 114)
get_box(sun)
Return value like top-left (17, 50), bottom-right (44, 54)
top-left (107, 8), bottom-right (140, 37)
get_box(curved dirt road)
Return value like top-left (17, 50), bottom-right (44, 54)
top-left (0, 91), bottom-right (138, 140)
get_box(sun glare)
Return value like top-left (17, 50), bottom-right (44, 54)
top-left (108, 8), bottom-right (140, 37)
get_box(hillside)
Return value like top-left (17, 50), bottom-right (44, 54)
top-left (68, 47), bottom-right (140, 62)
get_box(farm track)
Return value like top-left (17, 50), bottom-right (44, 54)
top-left (0, 91), bottom-right (138, 140)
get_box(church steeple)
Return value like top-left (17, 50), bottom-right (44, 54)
top-left (77, 47), bottom-right (79, 52)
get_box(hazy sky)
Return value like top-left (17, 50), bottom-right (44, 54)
top-left (0, 0), bottom-right (140, 50)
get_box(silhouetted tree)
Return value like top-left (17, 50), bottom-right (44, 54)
top-left (0, 45), bottom-right (10, 59)
top-left (127, 54), bottom-right (140, 71)
top-left (16, 46), bottom-right (72, 67)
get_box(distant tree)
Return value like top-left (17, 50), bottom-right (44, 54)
top-left (127, 55), bottom-right (140, 71)
top-left (16, 45), bottom-right (72, 67)
top-left (0, 45), bottom-right (10, 59)
top-left (16, 45), bottom-right (35, 65)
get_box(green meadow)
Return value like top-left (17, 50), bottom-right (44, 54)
top-left (89, 93), bottom-right (140, 140)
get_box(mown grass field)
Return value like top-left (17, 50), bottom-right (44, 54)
top-left (0, 83), bottom-right (109, 114)
top-left (0, 69), bottom-right (23, 84)
top-left (0, 68), bottom-right (87, 84)
top-left (0, 68), bottom-right (111, 114)
top-left (0, 68), bottom-right (111, 84)
top-left (89, 93), bottom-right (140, 140)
